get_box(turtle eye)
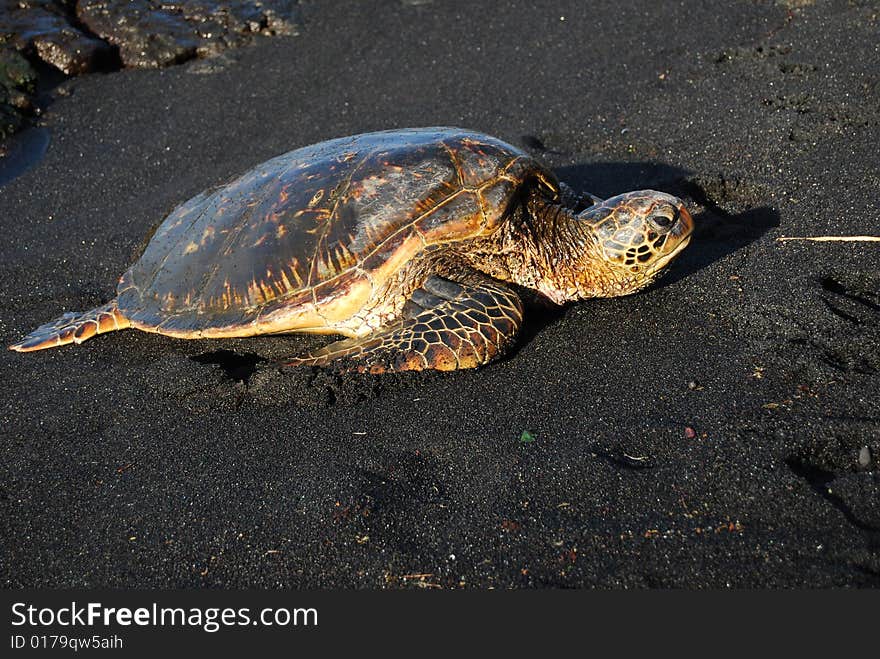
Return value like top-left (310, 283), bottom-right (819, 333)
top-left (648, 209), bottom-right (677, 232)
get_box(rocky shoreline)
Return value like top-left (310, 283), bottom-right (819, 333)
top-left (0, 1), bottom-right (301, 141)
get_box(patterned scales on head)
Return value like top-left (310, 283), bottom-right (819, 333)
top-left (117, 128), bottom-right (555, 339)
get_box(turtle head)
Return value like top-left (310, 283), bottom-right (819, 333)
top-left (541, 190), bottom-right (693, 302)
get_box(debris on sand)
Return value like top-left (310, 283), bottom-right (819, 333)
top-left (777, 235), bottom-right (880, 243)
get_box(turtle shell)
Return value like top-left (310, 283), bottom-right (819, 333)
top-left (116, 127), bottom-right (558, 337)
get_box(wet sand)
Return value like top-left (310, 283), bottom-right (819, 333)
top-left (1, 0), bottom-right (878, 587)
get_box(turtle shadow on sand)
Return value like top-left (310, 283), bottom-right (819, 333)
top-left (514, 161), bottom-right (780, 348)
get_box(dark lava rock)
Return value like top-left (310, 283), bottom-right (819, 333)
top-left (76, 0), bottom-right (301, 69)
top-left (1, 0), bottom-right (301, 74)
top-left (0, 48), bottom-right (36, 141)
top-left (31, 24), bottom-right (115, 75)
top-left (0, 1), bottom-right (301, 145)
top-left (0, 1), bottom-right (114, 75)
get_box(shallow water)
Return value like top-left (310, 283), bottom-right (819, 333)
top-left (0, 126), bottom-right (50, 187)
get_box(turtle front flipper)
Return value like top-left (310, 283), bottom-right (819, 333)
top-left (284, 275), bottom-right (524, 373)
top-left (9, 300), bottom-right (130, 352)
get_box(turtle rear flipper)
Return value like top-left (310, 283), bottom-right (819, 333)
top-left (283, 274), bottom-right (523, 373)
top-left (9, 300), bottom-right (130, 352)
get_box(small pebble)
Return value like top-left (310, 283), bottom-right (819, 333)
top-left (684, 426), bottom-right (697, 439)
top-left (857, 446), bottom-right (871, 468)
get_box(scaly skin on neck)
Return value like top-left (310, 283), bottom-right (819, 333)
top-left (498, 191), bottom-right (621, 304)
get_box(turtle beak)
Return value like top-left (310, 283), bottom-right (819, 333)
top-left (649, 232), bottom-right (691, 274)
top-left (672, 204), bottom-right (694, 242)
top-left (647, 204), bottom-right (694, 275)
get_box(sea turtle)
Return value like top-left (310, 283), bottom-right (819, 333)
top-left (9, 127), bottom-right (693, 372)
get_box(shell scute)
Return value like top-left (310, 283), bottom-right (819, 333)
top-left (449, 136), bottom-right (520, 187)
top-left (415, 191), bottom-right (483, 241)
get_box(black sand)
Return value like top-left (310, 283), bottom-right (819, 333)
top-left (1, 0), bottom-right (878, 588)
